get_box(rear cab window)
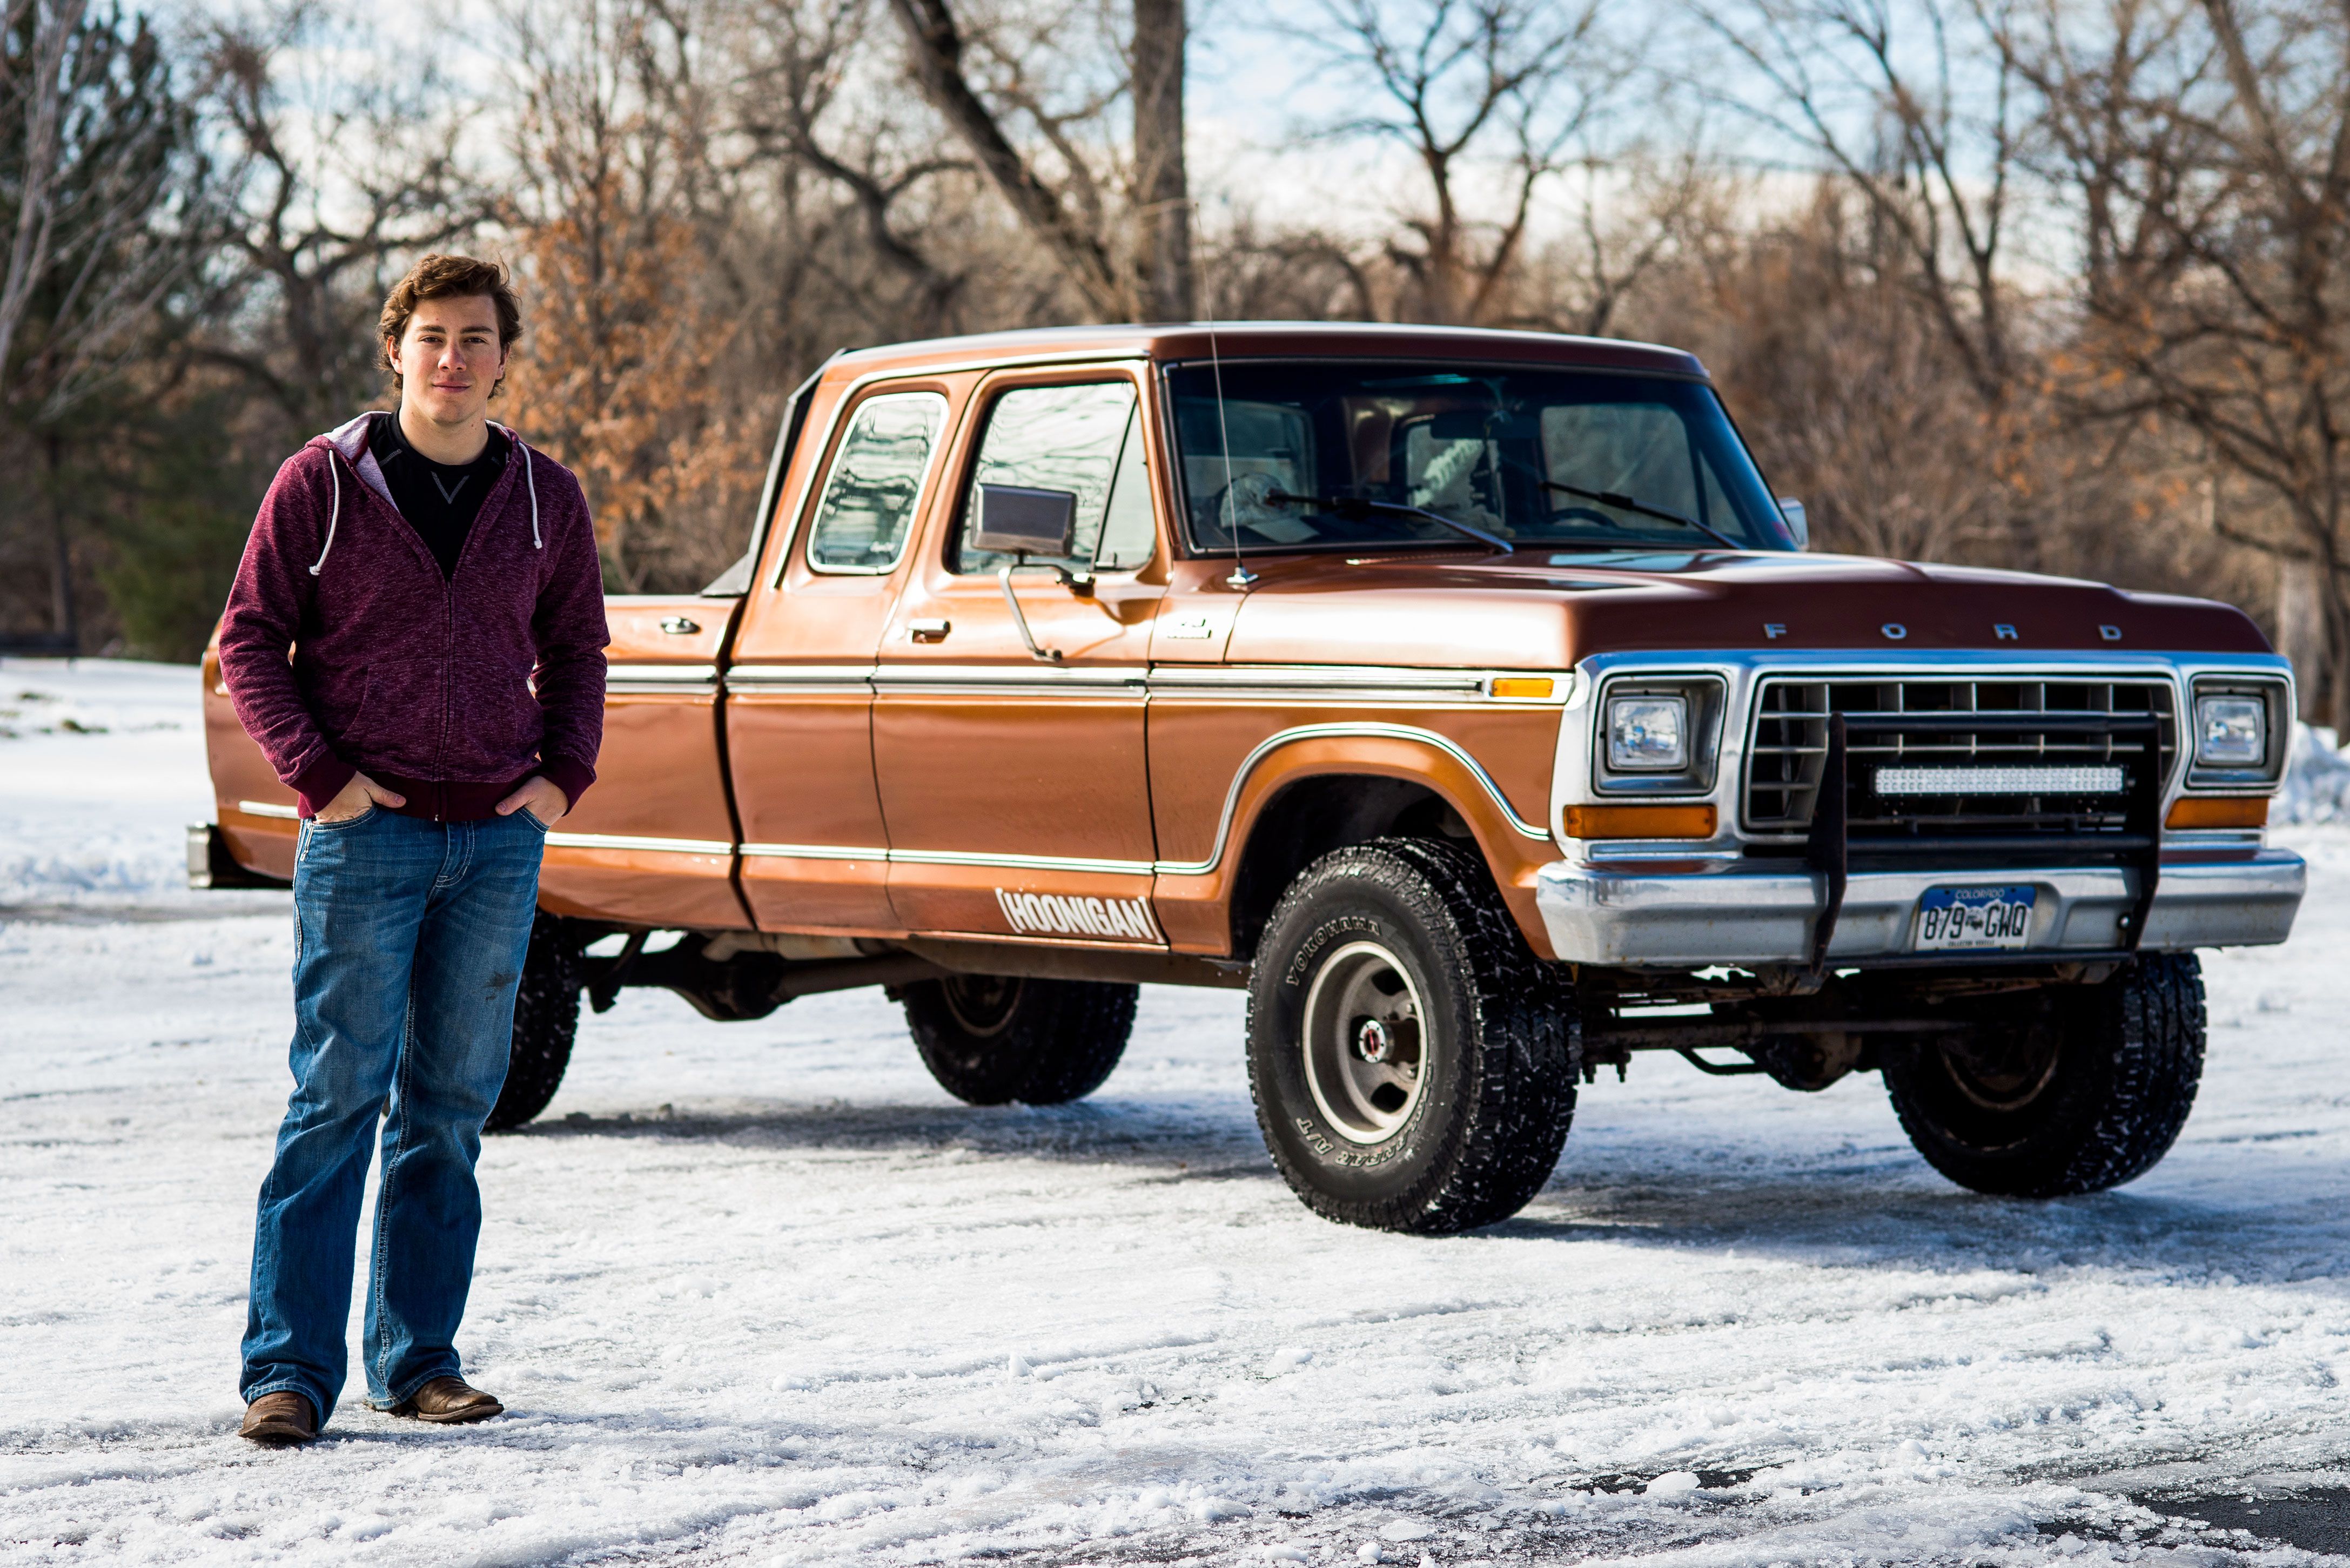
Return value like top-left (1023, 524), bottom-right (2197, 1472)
top-left (806, 391), bottom-right (950, 574)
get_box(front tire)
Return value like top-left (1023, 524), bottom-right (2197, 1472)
top-left (486, 913), bottom-right (585, 1132)
top-left (1883, 952), bottom-right (2206, 1196)
top-left (1247, 837), bottom-right (1576, 1234)
top-left (899, 975), bottom-right (1138, 1106)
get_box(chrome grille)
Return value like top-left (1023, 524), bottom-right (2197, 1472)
top-left (1744, 677), bottom-right (2179, 842)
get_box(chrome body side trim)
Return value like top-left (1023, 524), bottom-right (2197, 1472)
top-left (740, 841), bottom-right (1148, 875)
top-left (1150, 664), bottom-right (1573, 705)
top-left (740, 842), bottom-right (882, 860)
top-left (873, 663), bottom-right (1149, 694)
top-left (236, 800), bottom-right (299, 820)
top-left (543, 831), bottom-right (735, 855)
top-left (1151, 664), bottom-right (1487, 695)
top-left (606, 663), bottom-right (719, 691)
top-left (1534, 847), bottom-right (2307, 966)
top-left (896, 846), bottom-right (1155, 876)
top-left (849, 662), bottom-right (1570, 702)
top-left (724, 663), bottom-right (877, 695)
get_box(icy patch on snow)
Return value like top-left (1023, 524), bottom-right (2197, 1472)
top-left (2278, 723), bottom-right (2350, 823)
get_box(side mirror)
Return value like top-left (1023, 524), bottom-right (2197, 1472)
top-left (1777, 497), bottom-right (1809, 550)
top-left (973, 483), bottom-right (1077, 557)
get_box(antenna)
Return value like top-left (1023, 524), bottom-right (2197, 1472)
top-left (1192, 196), bottom-right (1255, 590)
top-left (1206, 322), bottom-right (1254, 589)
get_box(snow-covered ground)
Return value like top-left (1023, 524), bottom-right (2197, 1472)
top-left (5, 657), bottom-right (2350, 1566)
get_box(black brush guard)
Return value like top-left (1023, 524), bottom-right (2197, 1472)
top-left (1802, 712), bottom-right (2163, 973)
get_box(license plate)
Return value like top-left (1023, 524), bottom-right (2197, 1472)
top-left (1915, 885), bottom-right (2038, 950)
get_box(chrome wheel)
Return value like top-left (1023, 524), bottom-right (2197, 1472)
top-left (1301, 940), bottom-right (1431, 1144)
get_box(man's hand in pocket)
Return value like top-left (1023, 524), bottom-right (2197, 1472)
top-left (496, 775), bottom-right (570, 826)
top-left (319, 772), bottom-right (406, 823)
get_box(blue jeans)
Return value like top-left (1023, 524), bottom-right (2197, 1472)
top-left (240, 807), bottom-right (547, 1421)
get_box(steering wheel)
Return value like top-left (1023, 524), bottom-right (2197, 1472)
top-left (1205, 472), bottom-right (1284, 530)
top-left (1545, 505), bottom-right (1622, 529)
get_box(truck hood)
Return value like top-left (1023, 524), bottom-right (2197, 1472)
top-left (1221, 548), bottom-right (2272, 668)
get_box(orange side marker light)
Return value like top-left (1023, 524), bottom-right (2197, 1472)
top-left (2165, 796), bottom-right (2268, 830)
top-left (1561, 804), bottom-right (1719, 839)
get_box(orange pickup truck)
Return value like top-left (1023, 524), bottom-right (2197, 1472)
top-left (195, 323), bottom-right (2306, 1233)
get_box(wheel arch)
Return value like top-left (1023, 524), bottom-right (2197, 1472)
top-left (1206, 738), bottom-right (1557, 959)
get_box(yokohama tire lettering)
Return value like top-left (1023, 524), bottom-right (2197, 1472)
top-left (995, 888), bottom-right (1161, 943)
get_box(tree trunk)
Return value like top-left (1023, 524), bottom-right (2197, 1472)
top-left (884, 0), bottom-right (1130, 318)
top-left (2327, 575), bottom-right (2350, 739)
top-left (46, 432), bottom-right (77, 654)
top-left (2278, 557), bottom-right (2326, 723)
top-left (1131, 0), bottom-right (1192, 321)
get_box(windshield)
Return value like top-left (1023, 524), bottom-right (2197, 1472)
top-left (1166, 363), bottom-right (1795, 555)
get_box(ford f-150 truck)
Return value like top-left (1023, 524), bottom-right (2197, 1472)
top-left (194, 323), bottom-right (2307, 1234)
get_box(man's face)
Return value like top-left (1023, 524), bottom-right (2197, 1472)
top-left (389, 294), bottom-right (506, 426)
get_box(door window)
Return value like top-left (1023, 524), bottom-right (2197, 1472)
top-left (807, 391), bottom-right (948, 574)
top-left (955, 382), bottom-right (1156, 574)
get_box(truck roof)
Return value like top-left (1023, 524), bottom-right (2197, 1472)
top-left (823, 322), bottom-right (1708, 379)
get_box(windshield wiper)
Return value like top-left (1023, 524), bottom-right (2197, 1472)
top-left (1266, 491), bottom-right (1513, 555)
top-left (1540, 480), bottom-right (1743, 551)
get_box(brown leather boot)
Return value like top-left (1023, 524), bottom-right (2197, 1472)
top-left (239, 1391), bottom-right (317, 1445)
top-left (388, 1376), bottom-right (503, 1424)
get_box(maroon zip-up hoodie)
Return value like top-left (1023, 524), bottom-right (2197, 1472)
top-left (219, 412), bottom-right (609, 820)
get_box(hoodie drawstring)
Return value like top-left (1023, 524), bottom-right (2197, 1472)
top-left (308, 426), bottom-right (538, 576)
top-left (308, 457), bottom-right (342, 576)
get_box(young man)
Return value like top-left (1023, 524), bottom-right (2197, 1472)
top-left (218, 255), bottom-right (608, 1445)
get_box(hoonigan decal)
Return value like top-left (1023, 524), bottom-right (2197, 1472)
top-left (995, 889), bottom-right (1161, 943)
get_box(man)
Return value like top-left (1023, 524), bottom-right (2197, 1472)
top-left (218, 254), bottom-right (608, 1445)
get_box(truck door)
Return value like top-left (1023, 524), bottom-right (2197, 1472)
top-left (538, 597), bottom-right (748, 928)
top-left (728, 382), bottom-right (956, 933)
top-left (874, 369), bottom-right (1167, 943)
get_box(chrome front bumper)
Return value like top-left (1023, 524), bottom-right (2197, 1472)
top-left (1534, 849), bottom-right (2307, 967)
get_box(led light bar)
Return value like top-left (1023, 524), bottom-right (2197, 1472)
top-left (1874, 765), bottom-right (2125, 796)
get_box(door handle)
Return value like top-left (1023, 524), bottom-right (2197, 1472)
top-left (659, 616), bottom-right (701, 635)
top-left (909, 618), bottom-right (951, 643)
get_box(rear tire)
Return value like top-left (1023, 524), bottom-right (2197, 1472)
top-left (1247, 837), bottom-right (1576, 1234)
top-left (1883, 952), bottom-right (2205, 1196)
top-left (486, 913), bottom-right (585, 1132)
top-left (899, 975), bottom-right (1138, 1106)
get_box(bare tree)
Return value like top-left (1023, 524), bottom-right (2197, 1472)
top-left (198, 4), bottom-right (488, 434)
top-left (1691, 0), bottom-right (2027, 406)
top-left (1291, 0), bottom-right (1614, 326)
top-left (2013, 0), bottom-right (2350, 729)
top-left (1, 2), bottom-right (219, 650)
top-left (885, 0), bottom-right (1192, 319)
top-left (3, 1), bottom-right (212, 418)
top-left (731, 0), bottom-right (974, 333)
top-left (0, 0), bottom-right (88, 381)
top-left (1131, 0), bottom-right (1189, 317)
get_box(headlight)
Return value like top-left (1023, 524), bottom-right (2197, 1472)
top-left (1607, 695), bottom-right (1689, 770)
top-left (2195, 695), bottom-right (2266, 766)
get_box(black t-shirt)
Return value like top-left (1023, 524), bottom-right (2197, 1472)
top-left (371, 412), bottom-right (509, 578)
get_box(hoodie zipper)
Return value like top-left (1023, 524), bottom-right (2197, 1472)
top-left (438, 574), bottom-right (455, 822)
